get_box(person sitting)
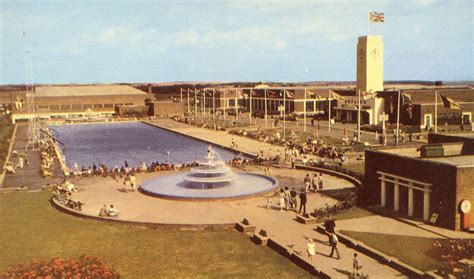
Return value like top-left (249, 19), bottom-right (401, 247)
top-left (107, 204), bottom-right (119, 217)
top-left (4, 162), bottom-right (15, 174)
top-left (98, 204), bottom-right (108, 217)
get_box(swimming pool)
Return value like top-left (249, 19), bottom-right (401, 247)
top-left (50, 122), bottom-right (246, 169)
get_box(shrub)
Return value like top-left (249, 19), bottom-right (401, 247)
top-left (0, 255), bottom-right (119, 278)
top-left (259, 229), bottom-right (268, 237)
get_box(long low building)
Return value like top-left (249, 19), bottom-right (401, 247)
top-left (11, 85), bottom-right (148, 123)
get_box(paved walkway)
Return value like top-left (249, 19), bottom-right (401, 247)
top-left (61, 120), bottom-right (405, 278)
top-left (3, 123), bottom-right (62, 189)
top-left (70, 166), bottom-right (405, 278)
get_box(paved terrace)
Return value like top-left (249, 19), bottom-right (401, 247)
top-left (70, 166), bottom-right (405, 278)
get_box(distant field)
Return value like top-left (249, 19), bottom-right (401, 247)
top-left (0, 191), bottom-right (310, 278)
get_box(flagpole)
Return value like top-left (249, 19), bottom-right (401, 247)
top-left (200, 90), bottom-right (203, 120)
top-left (212, 88), bottom-right (215, 119)
top-left (180, 88), bottom-right (183, 103)
top-left (304, 89), bottom-right (307, 133)
top-left (223, 89), bottom-right (227, 121)
top-left (367, 12), bottom-right (370, 35)
top-left (194, 89), bottom-right (197, 117)
top-left (235, 89), bottom-right (238, 120)
top-left (187, 88), bottom-right (190, 113)
top-left (358, 89), bottom-right (361, 142)
top-left (328, 93), bottom-right (331, 137)
top-left (434, 91), bottom-right (438, 133)
top-left (249, 89), bottom-right (253, 124)
top-left (264, 88), bottom-right (268, 127)
top-left (283, 89), bottom-right (286, 141)
top-left (396, 90), bottom-right (401, 146)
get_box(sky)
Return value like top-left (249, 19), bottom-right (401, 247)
top-left (0, 0), bottom-right (472, 84)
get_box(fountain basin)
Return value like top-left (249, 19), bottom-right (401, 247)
top-left (140, 172), bottom-right (279, 200)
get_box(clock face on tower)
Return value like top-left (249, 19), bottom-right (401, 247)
top-left (460, 200), bottom-right (471, 213)
top-left (358, 48), bottom-right (365, 60)
top-left (370, 48), bottom-right (379, 59)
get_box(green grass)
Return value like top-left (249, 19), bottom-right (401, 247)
top-left (340, 162), bottom-right (365, 175)
top-left (331, 207), bottom-right (374, 222)
top-left (0, 191), bottom-right (310, 278)
top-left (340, 230), bottom-right (446, 271)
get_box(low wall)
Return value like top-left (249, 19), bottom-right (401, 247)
top-left (141, 120), bottom-right (256, 158)
top-left (51, 197), bottom-right (236, 231)
top-left (296, 165), bottom-right (362, 188)
top-left (316, 225), bottom-right (432, 278)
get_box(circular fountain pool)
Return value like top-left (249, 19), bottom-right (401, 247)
top-left (140, 147), bottom-right (278, 200)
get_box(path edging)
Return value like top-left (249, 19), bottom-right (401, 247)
top-left (50, 197), bottom-right (236, 230)
top-left (316, 225), bottom-right (437, 278)
top-left (0, 123), bottom-right (18, 188)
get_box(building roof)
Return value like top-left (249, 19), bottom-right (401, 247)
top-left (34, 85), bottom-right (147, 97)
top-left (377, 144), bottom-right (474, 167)
top-left (401, 88), bottom-right (474, 104)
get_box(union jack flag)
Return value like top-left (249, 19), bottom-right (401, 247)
top-left (369, 11), bottom-right (384, 23)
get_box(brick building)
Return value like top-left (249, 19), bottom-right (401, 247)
top-left (11, 85), bottom-right (148, 123)
top-left (377, 88), bottom-right (474, 131)
top-left (364, 134), bottom-right (474, 231)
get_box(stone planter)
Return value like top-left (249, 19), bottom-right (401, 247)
top-left (235, 222), bottom-right (256, 234)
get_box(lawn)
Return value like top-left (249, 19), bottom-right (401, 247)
top-left (340, 230), bottom-right (447, 272)
top-left (331, 207), bottom-right (374, 222)
top-left (0, 191), bottom-right (310, 278)
top-left (341, 162), bottom-right (365, 175)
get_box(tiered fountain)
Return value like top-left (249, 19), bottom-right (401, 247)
top-left (184, 149), bottom-right (237, 189)
top-left (140, 146), bottom-right (278, 200)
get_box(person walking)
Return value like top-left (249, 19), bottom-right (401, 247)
top-left (290, 187), bottom-right (297, 211)
top-left (279, 189), bottom-right (286, 212)
top-left (303, 174), bottom-right (311, 192)
top-left (299, 191), bottom-right (307, 215)
top-left (318, 173), bottom-right (324, 190)
top-left (123, 174), bottom-right (131, 192)
top-left (324, 217), bottom-right (336, 243)
top-left (284, 187), bottom-right (291, 211)
top-left (307, 239), bottom-right (316, 262)
top-left (311, 173), bottom-right (318, 192)
top-left (353, 253), bottom-right (363, 277)
top-left (129, 173), bottom-right (137, 192)
top-left (329, 233), bottom-right (341, 260)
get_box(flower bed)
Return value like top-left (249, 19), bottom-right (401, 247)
top-left (1, 255), bottom-right (119, 278)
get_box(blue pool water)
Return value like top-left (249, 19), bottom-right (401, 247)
top-left (50, 122), bottom-right (246, 169)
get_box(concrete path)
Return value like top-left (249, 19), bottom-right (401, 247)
top-left (69, 164), bottom-right (405, 278)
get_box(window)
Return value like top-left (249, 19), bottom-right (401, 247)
top-left (93, 104), bottom-right (103, 108)
top-left (38, 105), bottom-right (49, 110)
top-left (104, 103), bottom-right (113, 108)
top-left (61, 105), bottom-right (71, 110)
top-left (49, 105), bottom-right (60, 110)
top-left (462, 112), bottom-right (472, 124)
top-left (71, 104), bottom-right (81, 110)
top-left (83, 104), bottom-right (92, 109)
top-left (125, 103), bottom-right (133, 106)
top-left (115, 103), bottom-right (123, 107)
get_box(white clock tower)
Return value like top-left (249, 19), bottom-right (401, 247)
top-left (356, 35), bottom-right (384, 93)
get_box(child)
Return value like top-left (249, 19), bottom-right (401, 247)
top-left (266, 196), bottom-right (272, 210)
top-left (307, 239), bottom-right (316, 262)
top-left (353, 253), bottom-right (362, 276)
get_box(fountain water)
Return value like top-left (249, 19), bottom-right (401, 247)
top-left (140, 146), bottom-right (278, 200)
top-left (184, 147), bottom-right (237, 189)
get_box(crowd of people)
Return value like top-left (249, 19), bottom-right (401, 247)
top-left (50, 179), bottom-right (83, 211)
top-left (40, 140), bottom-right (57, 178)
top-left (70, 160), bottom-right (201, 178)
